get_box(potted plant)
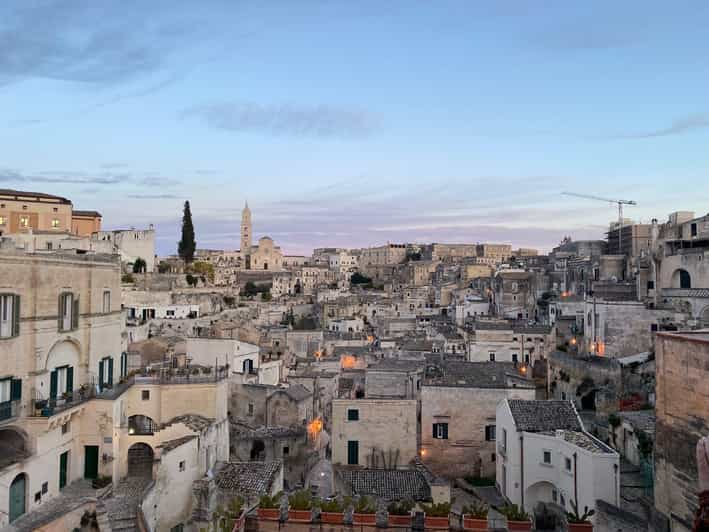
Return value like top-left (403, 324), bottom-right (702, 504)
top-left (353, 496), bottom-right (377, 526)
top-left (499, 505), bottom-right (532, 531)
top-left (288, 490), bottom-right (313, 523)
top-left (387, 500), bottom-right (414, 527)
top-left (566, 501), bottom-right (595, 531)
top-left (462, 501), bottom-right (489, 531)
top-left (421, 501), bottom-right (452, 530)
top-left (257, 492), bottom-right (282, 521)
top-left (318, 497), bottom-right (345, 525)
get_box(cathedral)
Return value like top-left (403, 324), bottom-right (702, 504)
top-left (240, 201), bottom-right (283, 271)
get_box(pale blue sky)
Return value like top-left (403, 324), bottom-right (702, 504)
top-left (1, 1), bottom-right (708, 255)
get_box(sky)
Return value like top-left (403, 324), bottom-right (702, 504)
top-left (1, 1), bottom-right (708, 256)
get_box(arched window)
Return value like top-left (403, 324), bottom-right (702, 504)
top-left (679, 269), bottom-right (691, 289)
top-left (128, 415), bottom-right (157, 435)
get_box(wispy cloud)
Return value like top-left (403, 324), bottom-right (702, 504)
top-left (612, 113), bottom-right (709, 139)
top-left (182, 101), bottom-right (378, 139)
top-left (126, 193), bottom-right (182, 200)
top-left (0, 167), bottom-right (180, 187)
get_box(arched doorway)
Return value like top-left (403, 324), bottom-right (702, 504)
top-left (250, 439), bottom-right (265, 460)
top-left (127, 443), bottom-right (154, 478)
top-left (9, 473), bottom-right (26, 522)
top-left (525, 480), bottom-right (559, 512)
top-left (700, 306), bottom-right (709, 329)
top-left (672, 269), bottom-right (692, 289)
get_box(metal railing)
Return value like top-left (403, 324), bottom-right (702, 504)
top-left (0, 400), bottom-right (20, 422)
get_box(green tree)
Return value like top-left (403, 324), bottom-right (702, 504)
top-left (157, 261), bottom-right (171, 274)
top-left (186, 273), bottom-right (198, 287)
top-left (350, 272), bottom-right (372, 285)
top-left (178, 200), bottom-right (196, 263)
top-left (132, 257), bottom-right (147, 273)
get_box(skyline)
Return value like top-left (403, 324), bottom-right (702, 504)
top-left (2, 1), bottom-right (709, 255)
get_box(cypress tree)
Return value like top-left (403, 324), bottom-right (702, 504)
top-left (178, 200), bottom-right (196, 263)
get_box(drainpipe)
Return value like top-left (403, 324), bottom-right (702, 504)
top-left (573, 452), bottom-right (578, 507)
top-left (520, 434), bottom-right (525, 509)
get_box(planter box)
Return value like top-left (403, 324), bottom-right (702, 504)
top-left (353, 513), bottom-right (377, 525)
top-left (424, 515), bottom-right (450, 529)
top-left (507, 519), bottom-right (532, 531)
top-left (463, 516), bottom-right (489, 531)
top-left (288, 509), bottom-right (312, 523)
top-left (568, 523), bottom-right (593, 532)
top-left (389, 514), bottom-right (413, 527)
top-left (320, 512), bottom-right (344, 525)
top-left (257, 507), bottom-right (280, 521)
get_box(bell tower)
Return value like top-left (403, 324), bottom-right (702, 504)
top-left (240, 201), bottom-right (252, 259)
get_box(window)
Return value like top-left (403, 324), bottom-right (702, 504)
top-left (491, 453), bottom-right (496, 462)
top-left (552, 489), bottom-right (557, 504)
top-left (561, 392), bottom-right (567, 401)
top-left (53, 207), bottom-right (58, 212)
top-left (283, 446), bottom-right (289, 456)
top-left (35, 491), bottom-right (41, 503)
top-left (19, 215), bottom-right (29, 227)
top-left (647, 280), bottom-right (655, 290)
top-left (347, 440), bottom-right (359, 465)
top-left (103, 291), bottom-right (111, 313)
top-left (525, 354), bottom-right (530, 364)
top-left (98, 357), bottom-right (113, 390)
top-left (543, 450), bottom-right (552, 464)
top-left (179, 461), bottom-right (185, 471)
top-left (50, 365), bottom-right (73, 400)
top-left (512, 354), bottom-right (518, 364)
top-left (248, 403), bottom-right (254, 415)
top-left (650, 324), bottom-right (658, 332)
top-left (21, 205), bottom-right (27, 210)
top-left (485, 425), bottom-right (496, 441)
top-left (42, 482), bottom-right (48, 494)
top-left (489, 352), bottom-right (496, 362)
top-left (0, 294), bottom-right (20, 338)
top-left (142, 390), bottom-right (150, 401)
top-left (51, 219), bottom-right (60, 228)
top-left (565, 457), bottom-right (572, 472)
top-left (691, 223), bottom-right (698, 237)
top-left (58, 292), bottom-right (78, 331)
top-left (62, 421), bottom-right (70, 434)
top-left (433, 423), bottom-right (449, 439)
top-left (347, 408), bottom-right (359, 421)
top-left (46, 242), bottom-right (53, 250)
top-left (0, 216), bottom-right (5, 225)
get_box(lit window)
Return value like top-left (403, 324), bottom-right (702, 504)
top-left (51, 219), bottom-right (60, 228)
top-left (0, 216), bottom-right (5, 225)
top-left (19, 216), bottom-right (29, 227)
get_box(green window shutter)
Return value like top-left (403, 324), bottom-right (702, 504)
top-left (108, 358), bottom-right (114, 386)
top-left (11, 378), bottom-right (21, 401)
top-left (433, 423), bottom-right (437, 438)
top-left (58, 294), bottom-right (64, 331)
top-left (12, 295), bottom-right (20, 337)
top-left (442, 423), bottom-right (448, 439)
top-left (347, 440), bottom-right (359, 465)
top-left (72, 295), bottom-right (79, 330)
top-left (66, 367), bottom-right (73, 393)
top-left (50, 370), bottom-right (58, 400)
top-left (98, 360), bottom-right (104, 389)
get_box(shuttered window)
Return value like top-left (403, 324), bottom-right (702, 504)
top-left (58, 292), bottom-right (79, 331)
top-left (0, 294), bottom-right (20, 338)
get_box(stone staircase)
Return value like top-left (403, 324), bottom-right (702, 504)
top-left (97, 477), bottom-right (151, 531)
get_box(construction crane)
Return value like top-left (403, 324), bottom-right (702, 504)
top-left (561, 192), bottom-right (637, 253)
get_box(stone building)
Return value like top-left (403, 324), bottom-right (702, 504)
top-left (420, 361), bottom-right (535, 479)
top-left (492, 270), bottom-right (536, 319)
top-left (91, 226), bottom-right (156, 272)
top-left (358, 243), bottom-right (407, 268)
top-left (476, 243), bottom-right (513, 265)
top-left (240, 201), bottom-right (252, 259)
top-left (0, 188), bottom-right (100, 237)
top-left (331, 398), bottom-right (418, 468)
top-left (466, 321), bottom-right (554, 366)
top-left (654, 331), bottom-right (709, 532)
top-left (496, 399), bottom-right (619, 521)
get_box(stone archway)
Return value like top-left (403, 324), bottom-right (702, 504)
top-left (671, 269), bottom-right (692, 289)
top-left (700, 306), bottom-right (709, 328)
top-left (127, 442), bottom-right (154, 478)
top-left (525, 480), bottom-right (559, 512)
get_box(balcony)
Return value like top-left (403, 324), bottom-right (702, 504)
top-left (662, 288), bottom-right (709, 298)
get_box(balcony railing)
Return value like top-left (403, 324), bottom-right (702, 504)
top-left (662, 288), bottom-right (709, 298)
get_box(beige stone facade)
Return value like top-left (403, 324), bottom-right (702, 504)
top-left (331, 399), bottom-right (418, 468)
top-left (654, 331), bottom-right (709, 531)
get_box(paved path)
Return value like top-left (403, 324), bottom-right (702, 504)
top-left (100, 477), bottom-right (151, 532)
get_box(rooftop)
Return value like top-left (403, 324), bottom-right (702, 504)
top-left (619, 410), bottom-right (656, 434)
top-left (367, 359), bottom-right (425, 372)
top-left (507, 400), bottom-right (583, 433)
top-left (163, 414), bottom-right (214, 432)
top-left (72, 209), bottom-right (102, 217)
top-left (336, 468), bottom-right (431, 502)
top-left (539, 429), bottom-right (615, 454)
top-left (214, 461), bottom-right (282, 495)
top-left (0, 188), bottom-right (72, 204)
top-left (424, 361), bottom-right (533, 389)
top-left (158, 435), bottom-right (197, 453)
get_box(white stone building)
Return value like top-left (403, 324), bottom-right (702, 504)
top-left (496, 399), bottom-right (620, 522)
top-left (91, 227), bottom-right (156, 272)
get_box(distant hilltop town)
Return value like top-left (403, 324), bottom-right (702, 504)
top-left (0, 187), bottom-right (707, 531)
